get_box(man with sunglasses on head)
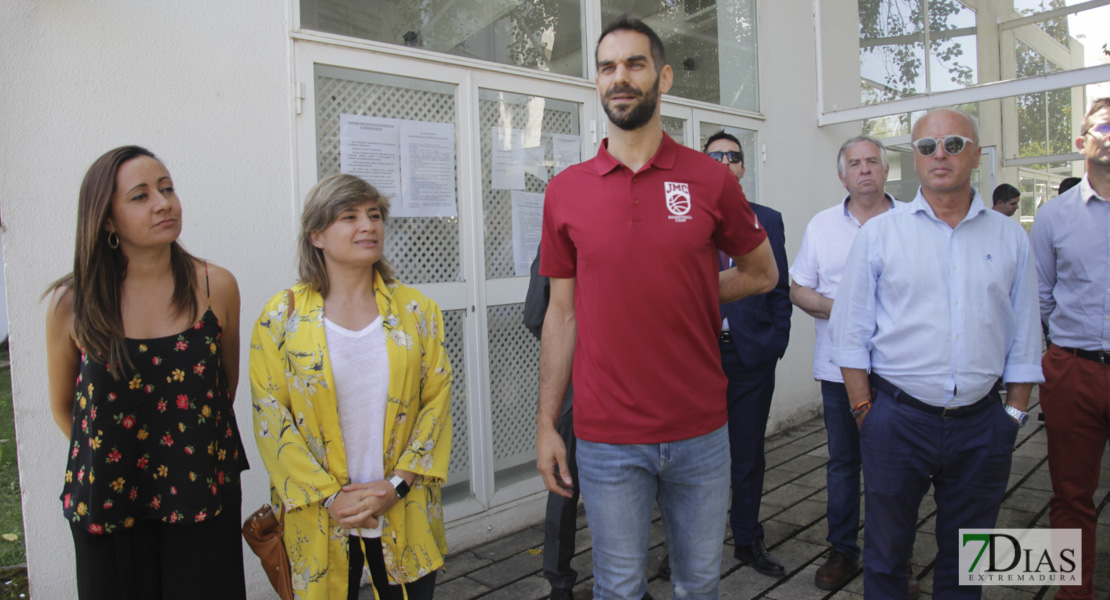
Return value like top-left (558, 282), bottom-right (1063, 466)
top-left (790, 135), bottom-right (909, 593)
top-left (1030, 97), bottom-right (1110, 600)
top-left (830, 108), bottom-right (1043, 599)
top-left (658, 131), bottom-right (790, 579)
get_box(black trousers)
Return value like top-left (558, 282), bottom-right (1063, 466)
top-left (542, 404), bottom-right (580, 590)
top-left (722, 348), bottom-right (777, 546)
top-left (70, 489), bottom-right (245, 600)
top-left (348, 536), bottom-right (437, 600)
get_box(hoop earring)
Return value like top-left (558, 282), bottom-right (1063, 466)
top-left (108, 232), bottom-right (120, 249)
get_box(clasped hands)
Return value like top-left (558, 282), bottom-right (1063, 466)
top-left (326, 480), bottom-right (398, 530)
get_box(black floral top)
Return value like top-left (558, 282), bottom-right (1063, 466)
top-left (60, 308), bottom-right (248, 534)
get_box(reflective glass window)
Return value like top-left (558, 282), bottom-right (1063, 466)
top-left (599, 0), bottom-right (759, 111)
top-left (859, 0), bottom-right (978, 104)
top-left (1015, 42), bottom-right (1073, 157)
top-left (301, 0), bottom-right (586, 77)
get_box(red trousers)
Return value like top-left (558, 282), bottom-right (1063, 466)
top-left (1041, 344), bottom-right (1110, 599)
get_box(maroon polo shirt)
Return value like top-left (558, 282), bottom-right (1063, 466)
top-left (541, 133), bottom-right (766, 444)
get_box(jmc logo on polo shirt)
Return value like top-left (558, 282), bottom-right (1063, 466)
top-left (665, 182), bottom-right (692, 223)
top-left (959, 529), bottom-right (1081, 586)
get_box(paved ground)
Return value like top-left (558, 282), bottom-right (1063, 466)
top-left (364, 387), bottom-right (1110, 599)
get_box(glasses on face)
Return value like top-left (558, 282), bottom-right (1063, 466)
top-left (1083, 123), bottom-right (1110, 137)
top-left (910, 135), bottom-right (976, 157)
top-left (707, 150), bottom-right (743, 164)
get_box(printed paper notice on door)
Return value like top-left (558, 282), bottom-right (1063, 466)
top-left (552, 134), bottom-right (581, 175)
top-left (511, 190), bottom-right (545, 277)
top-left (340, 114), bottom-right (458, 217)
top-left (492, 126), bottom-right (526, 190)
top-left (339, 114), bottom-right (402, 200)
top-left (400, 120), bottom-right (457, 217)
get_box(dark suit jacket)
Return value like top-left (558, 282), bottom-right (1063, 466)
top-left (721, 202), bottom-right (792, 369)
top-left (524, 244), bottom-right (574, 417)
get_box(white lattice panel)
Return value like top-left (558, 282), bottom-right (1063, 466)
top-left (486, 304), bottom-right (541, 472)
top-left (315, 67), bottom-right (462, 284)
top-left (442, 309), bottom-right (469, 484)
top-left (662, 115), bottom-right (687, 145)
top-left (479, 92), bottom-right (580, 279)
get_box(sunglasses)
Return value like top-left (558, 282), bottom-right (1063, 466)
top-left (707, 150), bottom-right (743, 164)
top-left (1083, 122), bottom-right (1110, 137)
top-left (910, 135), bottom-right (976, 157)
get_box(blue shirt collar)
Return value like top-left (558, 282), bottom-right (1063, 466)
top-left (1078, 176), bottom-right (1106, 205)
top-left (909, 187), bottom-right (987, 227)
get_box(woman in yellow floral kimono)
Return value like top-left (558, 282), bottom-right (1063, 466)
top-left (250, 173), bottom-right (452, 600)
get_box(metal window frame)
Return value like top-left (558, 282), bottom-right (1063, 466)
top-left (814, 0), bottom-right (1110, 127)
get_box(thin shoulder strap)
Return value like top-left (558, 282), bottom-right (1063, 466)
top-left (285, 289), bottom-right (295, 320)
top-left (203, 260), bottom-right (211, 307)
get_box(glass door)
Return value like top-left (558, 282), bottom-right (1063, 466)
top-left (471, 71), bottom-right (597, 507)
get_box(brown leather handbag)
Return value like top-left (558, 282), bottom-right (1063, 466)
top-left (242, 503), bottom-right (294, 600)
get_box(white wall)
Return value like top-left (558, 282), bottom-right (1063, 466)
top-left (0, 236), bottom-right (8, 342)
top-left (758, 0), bottom-right (864, 432)
top-left (0, 0), bottom-right (867, 597)
top-left (0, 1), bottom-right (295, 597)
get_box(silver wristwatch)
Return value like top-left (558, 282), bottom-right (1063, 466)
top-left (1003, 405), bottom-right (1029, 427)
top-left (388, 474), bottom-right (410, 499)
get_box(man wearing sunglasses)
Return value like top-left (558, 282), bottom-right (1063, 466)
top-left (685, 131), bottom-right (791, 579)
top-left (830, 108), bottom-right (1043, 599)
top-left (1030, 97), bottom-right (1110, 600)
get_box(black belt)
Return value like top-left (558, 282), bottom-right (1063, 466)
top-left (869, 374), bottom-right (997, 418)
top-left (1057, 345), bottom-right (1110, 366)
top-left (719, 330), bottom-right (733, 343)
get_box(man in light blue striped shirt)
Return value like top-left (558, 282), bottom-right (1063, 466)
top-left (830, 108), bottom-right (1044, 599)
top-left (1030, 97), bottom-right (1110, 600)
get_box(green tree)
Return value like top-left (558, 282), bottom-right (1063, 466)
top-left (1018, 0), bottom-right (1069, 46)
top-left (859, 0), bottom-right (976, 103)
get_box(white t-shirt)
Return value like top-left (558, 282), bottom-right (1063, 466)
top-left (325, 315), bottom-right (389, 538)
top-left (790, 195), bottom-right (899, 382)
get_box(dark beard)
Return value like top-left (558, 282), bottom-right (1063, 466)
top-left (602, 73), bottom-right (661, 131)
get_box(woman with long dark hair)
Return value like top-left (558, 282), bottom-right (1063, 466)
top-left (45, 146), bottom-right (249, 599)
top-left (250, 173), bottom-right (452, 600)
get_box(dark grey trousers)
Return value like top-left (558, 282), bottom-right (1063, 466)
top-left (543, 404), bottom-right (579, 591)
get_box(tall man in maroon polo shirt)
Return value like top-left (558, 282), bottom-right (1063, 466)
top-left (535, 15), bottom-right (778, 600)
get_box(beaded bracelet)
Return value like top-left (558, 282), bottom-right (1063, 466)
top-left (850, 400), bottom-right (872, 419)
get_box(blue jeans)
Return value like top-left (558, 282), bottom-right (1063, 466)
top-left (577, 425), bottom-right (730, 600)
top-left (820, 381), bottom-right (861, 562)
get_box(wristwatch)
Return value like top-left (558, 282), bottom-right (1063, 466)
top-left (1003, 405), bottom-right (1029, 428)
top-left (322, 492), bottom-right (339, 509)
top-left (388, 474), bottom-right (410, 499)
